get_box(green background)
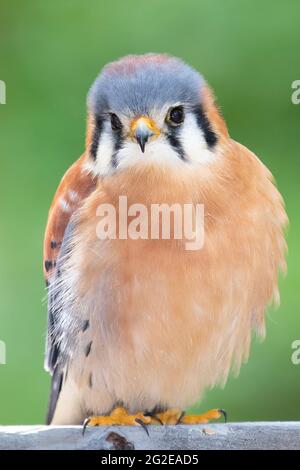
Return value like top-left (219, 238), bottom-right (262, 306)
top-left (0, 0), bottom-right (299, 424)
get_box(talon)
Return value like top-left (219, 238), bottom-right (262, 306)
top-left (176, 411), bottom-right (185, 425)
top-left (135, 418), bottom-right (150, 436)
top-left (152, 415), bottom-right (164, 425)
top-left (82, 417), bottom-right (91, 436)
top-left (218, 409), bottom-right (227, 423)
top-left (82, 407), bottom-right (151, 431)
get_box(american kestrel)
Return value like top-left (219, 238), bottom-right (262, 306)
top-left (44, 54), bottom-right (287, 428)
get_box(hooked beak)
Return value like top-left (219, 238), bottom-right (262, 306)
top-left (131, 117), bottom-right (160, 153)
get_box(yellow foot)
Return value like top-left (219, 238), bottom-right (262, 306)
top-left (83, 407), bottom-right (151, 435)
top-left (150, 408), bottom-right (184, 425)
top-left (150, 408), bottom-right (227, 425)
top-left (180, 408), bottom-right (227, 424)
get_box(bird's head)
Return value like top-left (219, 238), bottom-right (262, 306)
top-left (86, 54), bottom-right (228, 175)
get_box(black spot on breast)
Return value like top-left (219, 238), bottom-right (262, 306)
top-left (45, 260), bottom-right (53, 272)
top-left (85, 341), bottom-right (92, 357)
top-left (82, 319), bottom-right (90, 332)
top-left (50, 240), bottom-right (57, 249)
top-left (88, 373), bottom-right (93, 388)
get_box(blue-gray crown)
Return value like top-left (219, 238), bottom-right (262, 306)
top-left (88, 53), bottom-right (204, 116)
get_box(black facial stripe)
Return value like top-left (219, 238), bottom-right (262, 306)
top-left (111, 130), bottom-right (124, 168)
top-left (193, 105), bottom-right (218, 148)
top-left (90, 116), bottom-right (104, 160)
top-left (167, 129), bottom-right (186, 161)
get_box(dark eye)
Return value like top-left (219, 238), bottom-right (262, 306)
top-left (110, 113), bottom-right (122, 131)
top-left (168, 106), bottom-right (185, 125)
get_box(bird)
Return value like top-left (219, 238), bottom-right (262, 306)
top-left (43, 53), bottom-right (287, 427)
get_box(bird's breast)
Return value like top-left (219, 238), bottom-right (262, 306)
top-left (62, 157), bottom-right (287, 412)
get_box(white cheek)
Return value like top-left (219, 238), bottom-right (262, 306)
top-left (116, 139), bottom-right (184, 171)
top-left (180, 114), bottom-right (216, 165)
top-left (94, 125), bottom-right (115, 175)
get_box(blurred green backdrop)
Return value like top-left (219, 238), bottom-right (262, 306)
top-left (0, 0), bottom-right (299, 424)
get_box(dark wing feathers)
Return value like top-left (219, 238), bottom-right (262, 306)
top-left (46, 367), bottom-right (63, 425)
top-left (44, 156), bottom-right (95, 424)
top-left (45, 219), bottom-right (75, 424)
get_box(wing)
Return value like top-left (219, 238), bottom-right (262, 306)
top-left (45, 219), bottom-right (76, 423)
top-left (43, 154), bottom-right (96, 283)
top-left (44, 154), bottom-right (96, 423)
